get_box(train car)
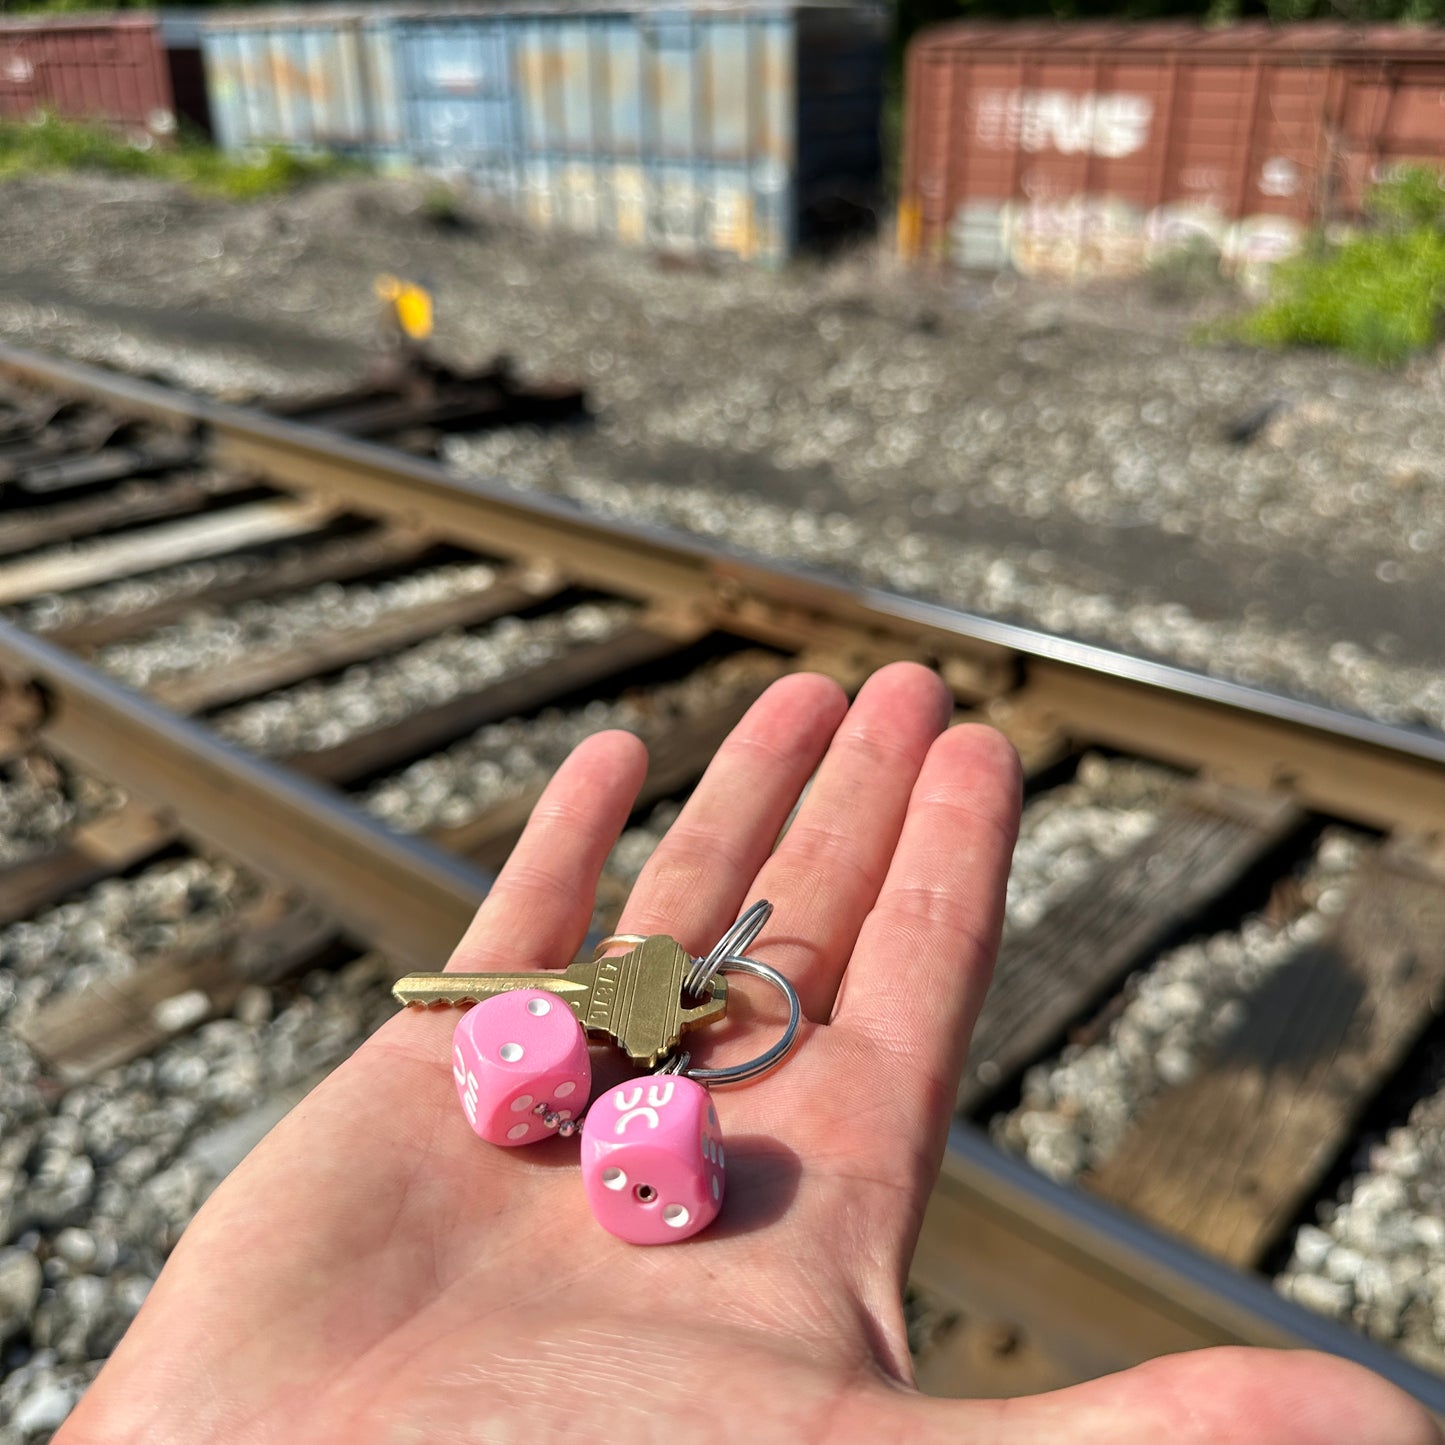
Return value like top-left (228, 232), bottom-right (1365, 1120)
top-left (0, 13), bottom-right (178, 138)
top-left (898, 22), bottom-right (1445, 277)
top-left (495, 2), bottom-right (883, 261)
top-left (199, 6), bottom-right (405, 164)
top-left (199, 2), bottom-right (886, 264)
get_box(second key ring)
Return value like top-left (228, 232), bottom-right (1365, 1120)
top-left (670, 953), bottom-right (800, 1086)
top-left (592, 900), bottom-right (798, 1085)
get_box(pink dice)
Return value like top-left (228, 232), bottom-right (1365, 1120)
top-left (451, 989), bottom-right (590, 1146)
top-left (581, 1075), bottom-right (724, 1244)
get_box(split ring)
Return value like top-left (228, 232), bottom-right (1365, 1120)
top-left (680, 953), bottom-right (801, 1087)
top-left (684, 899), bottom-right (772, 997)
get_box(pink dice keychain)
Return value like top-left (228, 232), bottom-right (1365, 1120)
top-left (448, 901), bottom-right (802, 1245)
top-left (580, 955), bottom-right (799, 1243)
top-left (580, 901), bottom-right (800, 1244)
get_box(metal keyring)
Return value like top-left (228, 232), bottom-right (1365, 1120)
top-left (678, 953), bottom-right (801, 1087)
top-left (684, 899), bottom-right (772, 998)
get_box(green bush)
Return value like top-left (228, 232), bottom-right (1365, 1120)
top-left (0, 115), bottom-right (358, 198)
top-left (1231, 166), bottom-right (1445, 366)
top-left (1367, 163), bottom-right (1445, 232)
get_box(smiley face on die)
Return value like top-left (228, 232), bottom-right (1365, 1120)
top-left (452, 989), bottom-right (590, 1146)
top-left (581, 1075), bottom-right (724, 1244)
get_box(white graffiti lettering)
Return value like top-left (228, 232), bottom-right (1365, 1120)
top-left (975, 90), bottom-right (1152, 160)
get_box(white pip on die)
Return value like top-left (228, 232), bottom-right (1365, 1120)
top-left (580, 1075), bottom-right (724, 1244)
top-left (451, 988), bottom-right (590, 1146)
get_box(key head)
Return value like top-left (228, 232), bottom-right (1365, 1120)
top-left (452, 989), bottom-right (590, 1146)
top-left (581, 1076), bottom-right (724, 1244)
top-left (570, 937), bottom-right (727, 1067)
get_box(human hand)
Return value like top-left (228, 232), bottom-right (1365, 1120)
top-left (57, 664), bottom-right (1438, 1444)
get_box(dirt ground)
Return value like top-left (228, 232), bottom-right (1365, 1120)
top-left (1, 172), bottom-right (1441, 728)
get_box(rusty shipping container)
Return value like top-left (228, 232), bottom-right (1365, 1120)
top-left (500, 3), bottom-right (885, 261)
top-left (0, 14), bottom-right (177, 136)
top-left (899, 22), bottom-right (1445, 277)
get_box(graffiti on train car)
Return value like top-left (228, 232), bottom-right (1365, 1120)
top-left (974, 89), bottom-right (1154, 160)
top-left (946, 193), bottom-right (1302, 281)
top-left (903, 23), bottom-right (1445, 277)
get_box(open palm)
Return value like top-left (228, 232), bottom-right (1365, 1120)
top-left (58, 665), bottom-right (1435, 1445)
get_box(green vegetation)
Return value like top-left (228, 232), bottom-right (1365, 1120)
top-left (0, 115), bottom-right (359, 199)
top-left (1230, 167), bottom-right (1445, 366)
top-left (893, 0), bottom-right (1445, 73)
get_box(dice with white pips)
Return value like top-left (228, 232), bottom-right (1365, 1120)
top-left (452, 989), bottom-right (590, 1146)
top-left (581, 1075), bottom-right (723, 1243)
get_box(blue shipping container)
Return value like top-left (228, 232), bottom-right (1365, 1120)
top-left (201, 8), bottom-right (403, 161)
top-left (393, 14), bottom-right (517, 197)
top-left (201, 4), bottom-right (885, 262)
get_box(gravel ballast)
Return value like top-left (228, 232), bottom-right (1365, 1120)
top-left (363, 652), bottom-right (777, 834)
top-left (0, 174), bottom-right (1440, 732)
top-left (91, 561), bottom-right (499, 691)
top-left (994, 829), bottom-right (1366, 1183)
top-left (1278, 1072), bottom-right (1445, 1372)
top-left (211, 600), bottom-right (634, 757)
top-left (0, 760), bottom-right (122, 873)
top-left (0, 852), bottom-right (397, 1443)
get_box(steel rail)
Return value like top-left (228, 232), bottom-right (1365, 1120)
top-left (0, 618), bottom-right (489, 973)
top-left (4, 342), bottom-right (1443, 782)
top-left (922, 1126), bottom-right (1445, 1423)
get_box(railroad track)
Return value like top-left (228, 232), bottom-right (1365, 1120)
top-left (0, 341), bottom-right (1444, 1424)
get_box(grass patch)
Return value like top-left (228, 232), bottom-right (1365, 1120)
top-left (1230, 166), bottom-right (1445, 367)
top-left (0, 115), bottom-right (360, 199)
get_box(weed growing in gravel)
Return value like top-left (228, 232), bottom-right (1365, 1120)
top-left (1231, 166), bottom-right (1445, 366)
top-left (0, 115), bottom-right (359, 199)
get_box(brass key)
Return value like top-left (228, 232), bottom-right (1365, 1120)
top-left (392, 935), bottom-right (727, 1068)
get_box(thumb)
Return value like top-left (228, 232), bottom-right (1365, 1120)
top-left (897, 1347), bottom-right (1441, 1445)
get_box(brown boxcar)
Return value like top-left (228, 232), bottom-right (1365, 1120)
top-left (899, 22), bottom-right (1445, 276)
top-left (0, 14), bottom-right (176, 137)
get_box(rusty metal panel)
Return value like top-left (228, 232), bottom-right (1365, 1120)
top-left (907, 23), bottom-right (1381, 275)
top-left (510, 9), bottom-right (802, 167)
top-left (1334, 60), bottom-right (1445, 212)
top-left (200, 10), bottom-right (403, 160)
top-left (500, 4), bottom-right (878, 262)
top-left (0, 15), bottom-right (175, 135)
top-left (901, 22), bottom-right (1445, 276)
top-left (197, 2), bottom-right (880, 263)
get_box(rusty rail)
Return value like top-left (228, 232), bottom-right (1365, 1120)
top-left (921, 1126), bottom-right (1445, 1424)
top-left (0, 618), bottom-right (488, 973)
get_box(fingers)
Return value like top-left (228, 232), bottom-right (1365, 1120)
top-left (826, 723), bottom-right (1019, 1157)
top-left (901, 1347), bottom-right (1442, 1445)
top-left (614, 672), bottom-right (848, 950)
top-left (744, 663), bottom-right (953, 1020)
top-left (446, 729), bottom-right (649, 972)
